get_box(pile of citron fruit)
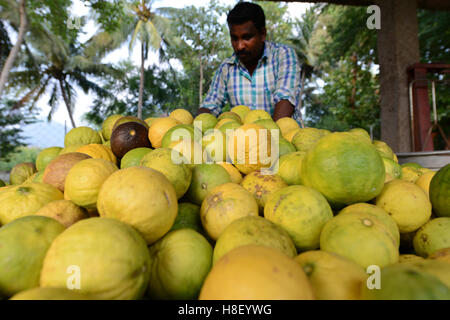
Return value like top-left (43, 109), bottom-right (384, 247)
top-left (0, 105), bottom-right (449, 300)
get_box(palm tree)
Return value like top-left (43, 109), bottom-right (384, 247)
top-left (7, 22), bottom-right (122, 128)
top-left (289, 6), bottom-right (322, 128)
top-left (85, 0), bottom-right (172, 119)
top-left (0, 0), bottom-right (27, 97)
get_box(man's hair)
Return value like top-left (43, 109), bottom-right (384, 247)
top-left (227, 2), bottom-right (266, 31)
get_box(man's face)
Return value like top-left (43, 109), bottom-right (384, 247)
top-left (229, 21), bottom-right (266, 66)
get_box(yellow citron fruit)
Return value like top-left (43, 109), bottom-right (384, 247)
top-left (295, 250), bottom-right (367, 300)
top-left (35, 199), bottom-right (88, 228)
top-left (101, 114), bottom-right (123, 141)
top-left (58, 144), bottom-right (83, 155)
top-left (10, 287), bottom-right (95, 300)
top-left (169, 108), bottom-right (193, 125)
top-left (64, 158), bottom-right (119, 210)
top-left (217, 162), bottom-right (242, 184)
top-left (168, 139), bottom-right (203, 169)
top-left (338, 203), bottom-right (400, 248)
top-left (243, 109), bottom-right (272, 124)
top-left (144, 117), bottom-right (157, 127)
top-left (97, 167), bottom-right (178, 245)
top-left (227, 123), bottom-right (272, 175)
top-left (320, 212), bottom-right (399, 269)
top-left (214, 118), bottom-right (236, 130)
top-left (284, 128), bottom-right (301, 142)
top-left (0, 183), bottom-right (64, 225)
top-left (200, 182), bottom-right (258, 241)
top-left (76, 144), bottom-right (117, 165)
top-left (428, 248), bottom-right (450, 264)
top-left (212, 216), bottom-right (297, 264)
top-left (401, 166), bottom-right (422, 183)
top-left (398, 254), bottom-right (425, 264)
top-left (375, 179), bottom-right (432, 233)
top-left (230, 105), bottom-right (250, 121)
top-left (240, 170), bottom-right (287, 211)
top-left (415, 171), bottom-right (436, 198)
top-left (148, 117), bottom-right (179, 149)
top-left (276, 117), bottom-right (300, 138)
top-left (199, 245), bottom-right (314, 300)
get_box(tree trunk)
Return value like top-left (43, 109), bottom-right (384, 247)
top-left (0, 0), bottom-right (27, 97)
top-left (199, 55), bottom-right (204, 106)
top-left (59, 78), bottom-right (76, 128)
top-left (138, 41), bottom-right (145, 119)
top-left (298, 68), bottom-right (306, 128)
top-left (350, 52), bottom-right (358, 111)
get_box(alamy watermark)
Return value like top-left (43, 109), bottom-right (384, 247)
top-left (367, 5), bottom-right (381, 30)
top-left (366, 265), bottom-right (381, 289)
top-left (67, 16), bottom-right (82, 30)
top-left (66, 265), bottom-right (81, 290)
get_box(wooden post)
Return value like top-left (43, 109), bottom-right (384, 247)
top-left (375, 0), bottom-right (420, 152)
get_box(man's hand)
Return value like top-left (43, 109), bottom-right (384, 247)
top-left (273, 100), bottom-right (294, 122)
top-left (197, 107), bottom-right (212, 116)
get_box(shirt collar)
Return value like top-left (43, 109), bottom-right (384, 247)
top-left (225, 41), bottom-right (271, 65)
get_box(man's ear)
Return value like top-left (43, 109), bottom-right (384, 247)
top-left (261, 27), bottom-right (267, 41)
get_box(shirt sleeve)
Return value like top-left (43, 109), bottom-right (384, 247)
top-left (200, 62), bottom-right (229, 116)
top-left (272, 45), bottom-right (301, 110)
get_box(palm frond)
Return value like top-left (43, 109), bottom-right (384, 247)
top-left (129, 19), bottom-right (143, 51)
top-left (144, 20), bottom-right (162, 50)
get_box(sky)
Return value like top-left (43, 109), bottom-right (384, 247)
top-left (35, 0), bottom-right (312, 127)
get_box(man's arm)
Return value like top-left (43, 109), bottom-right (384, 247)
top-left (273, 100), bottom-right (294, 122)
top-left (272, 45), bottom-right (301, 122)
top-left (197, 107), bottom-right (212, 115)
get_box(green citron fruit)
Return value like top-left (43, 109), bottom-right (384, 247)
top-left (276, 151), bottom-right (306, 185)
top-left (301, 132), bottom-right (385, 208)
top-left (35, 147), bottom-right (63, 172)
top-left (147, 229), bottom-right (213, 300)
top-left (413, 217), bottom-right (450, 258)
top-left (360, 263), bottom-right (450, 300)
top-left (186, 163), bottom-right (231, 205)
top-left (40, 217), bottom-right (151, 300)
top-left (291, 127), bottom-right (330, 153)
top-left (213, 216), bottom-right (297, 264)
top-left (0, 216), bottom-right (64, 298)
top-left (9, 162), bottom-right (36, 185)
top-left (120, 147), bottom-right (152, 169)
top-left (320, 211), bottom-right (399, 269)
top-left (193, 113), bottom-right (218, 134)
top-left (64, 126), bottom-right (102, 147)
top-left (169, 202), bottom-right (203, 234)
top-left (382, 157), bottom-right (402, 182)
top-left (278, 137), bottom-right (296, 158)
top-left (429, 164), bottom-right (450, 217)
top-left (264, 185), bottom-right (333, 251)
top-left (140, 148), bottom-right (192, 199)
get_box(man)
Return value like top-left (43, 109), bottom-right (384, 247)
top-left (198, 1), bottom-right (302, 123)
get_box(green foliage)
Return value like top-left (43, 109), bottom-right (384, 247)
top-left (0, 99), bottom-right (37, 161)
top-left (255, 1), bottom-right (294, 45)
top-left (161, 0), bottom-right (232, 109)
top-left (305, 58), bottom-right (380, 137)
top-left (83, 61), bottom-right (183, 126)
top-left (0, 146), bottom-right (41, 171)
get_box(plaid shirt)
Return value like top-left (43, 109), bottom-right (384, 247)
top-left (201, 41), bottom-right (302, 122)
